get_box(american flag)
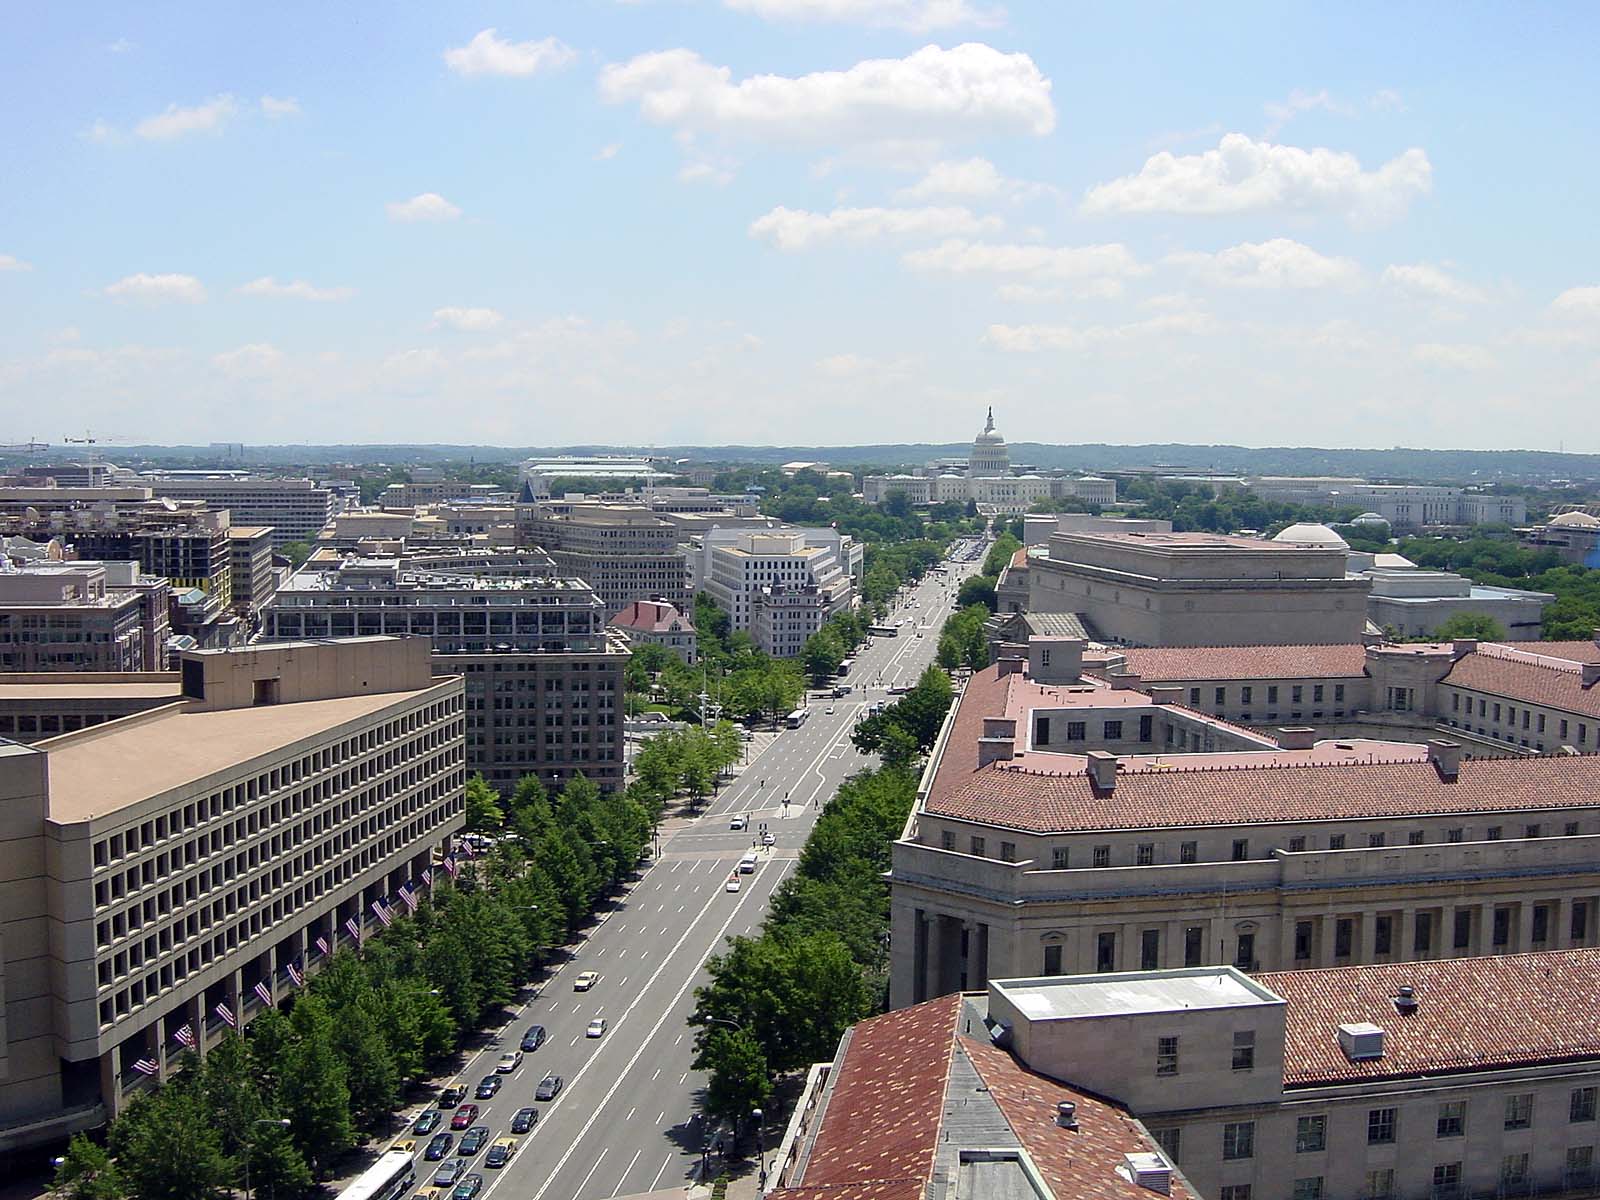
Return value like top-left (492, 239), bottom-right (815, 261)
top-left (372, 900), bottom-right (393, 928)
top-left (286, 959), bottom-right (305, 988)
top-left (443, 856), bottom-right (459, 879)
top-left (398, 883), bottom-right (418, 912)
top-left (421, 867), bottom-right (434, 887)
top-left (315, 935), bottom-right (331, 958)
top-left (132, 1058), bottom-right (160, 1076)
top-left (173, 1023), bottom-right (195, 1049)
top-left (254, 981), bottom-right (273, 1007)
top-left (345, 916), bottom-right (362, 943)
top-left (214, 1002), bottom-right (237, 1029)
top-left (461, 839), bottom-right (478, 859)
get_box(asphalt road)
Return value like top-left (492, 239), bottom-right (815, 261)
top-left (400, 542), bottom-right (987, 1200)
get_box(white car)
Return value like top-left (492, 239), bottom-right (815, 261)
top-left (761, 831), bottom-right (775, 847)
top-left (586, 1018), bottom-right (607, 1039)
top-left (496, 1050), bottom-right (523, 1073)
top-left (825, 706), bottom-right (835, 715)
top-left (573, 970), bottom-right (600, 991)
top-left (730, 814), bottom-right (747, 831)
top-left (725, 876), bottom-right (742, 892)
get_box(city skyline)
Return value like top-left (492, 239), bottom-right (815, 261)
top-left (2, 3), bottom-right (1597, 449)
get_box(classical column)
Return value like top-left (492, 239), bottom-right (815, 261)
top-left (1278, 914), bottom-right (1299, 972)
top-left (1399, 906), bottom-right (1417, 961)
top-left (1517, 903), bottom-right (1535, 954)
top-left (1356, 910), bottom-right (1376, 965)
top-left (1439, 903), bottom-right (1457, 959)
top-left (1320, 913), bottom-right (1339, 967)
top-left (1549, 898), bottom-right (1568, 950)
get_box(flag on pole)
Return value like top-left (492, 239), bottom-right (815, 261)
top-left (254, 981), bottom-right (273, 1007)
top-left (132, 1058), bottom-right (160, 1076)
top-left (443, 856), bottom-right (459, 879)
top-left (173, 1024), bottom-right (195, 1049)
top-left (214, 1002), bottom-right (237, 1029)
top-left (398, 883), bottom-right (418, 912)
top-left (285, 959), bottom-right (305, 988)
top-left (345, 916), bottom-right (362, 943)
top-left (421, 867), bottom-right (434, 887)
top-left (315, 935), bottom-right (331, 958)
top-left (371, 899), bottom-right (393, 927)
top-left (461, 839), bottom-right (478, 860)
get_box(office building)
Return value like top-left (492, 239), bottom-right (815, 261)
top-left (1521, 510), bottom-right (1600, 567)
top-left (518, 500), bottom-right (689, 615)
top-left (1244, 479), bottom-right (1526, 531)
top-left (687, 528), bottom-right (860, 657)
top-left (0, 674), bottom-right (183, 743)
top-left (226, 526), bottom-right (276, 617)
top-left (265, 551), bottom-right (627, 793)
top-left (609, 599), bottom-right (697, 664)
top-left (0, 561), bottom-right (170, 672)
top-left (141, 474), bottom-right (338, 547)
top-left (0, 637), bottom-right (465, 1152)
top-left (517, 455), bottom-right (669, 497)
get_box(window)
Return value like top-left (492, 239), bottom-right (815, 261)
top-left (1576, 902), bottom-right (1590, 943)
top-left (1189, 688), bottom-right (1201, 706)
top-left (1506, 1093), bottom-right (1533, 1130)
top-left (1141, 928), bottom-right (1160, 970)
top-left (1295, 921), bottom-right (1313, 961)
top-left (1103, 720), bottom-right (1123, 740)
top-left (1335, 684), bottom-right (1345, 702)
top-left (1296, 1115), bottom-right (1327, 1153)
top-left (1368, 1107), bottom-right (1397, 1144)
top-left (1180, 841), bottom-right (1197, 864)
top-left (1042, 944), bottom-right (1062, 975)
top-left (1369, 832), bottom-right (1386, 847)
top-left (1000, 842), bottom-right (1016, 863)
top-left (1526, 823), bottom-right (1542, 839)
top-left (1437, 1101), bottom-right (1466, 1138)
top-left (1568, 821), bottom-right (1581, 836)
top-left (1241, 686), bottom-right (1253, 704)
top-left (1293, 1179), bottom-right (1324, 1200)
top-left (940, 830), bottom-right (956, 851)
top-left (1364, 1169), bottom-right (1395, 1200)
top-left (1232, 838), bottom-right (1249, 861)
top-left (1093, 845), bottom-right (1110, 868)
top-left (1156, 1036), bottom-right (1179, 1076)
top-left (1222, 1121), bottom-right (1255, 1160)
top-left (1566, 1147), bottom-right (1594, 1189)
top-left (1215, 687), bottom-right (1227, 706)
top-left (1138, 714), bottom-right (1153, 742)
top-left (1409, 830), bottom-right (1425, 845)
top-left (970, 836), bottom-right (986, 857)
top-left (1573, 1087), bottom-right (1597, 1123)
top-left (1447, 827), bottom-right (1463, 843)
top-left (1137, 843), bottom-right (1155, 865)
top-left (1533, 905), bottom-right (1549, 943)
top-left (1219, 1188), bottom-right (1251, 1200)
top-left (1034, 716), bottom-right (1051, 745)
top-left (1501, 1153), bottom-right (1529, 1193)
top-left (1232, 1030), bottom-right (1255, 1071)
top-left (1183, 926), bottom-right (1202, 967)
top-left (1267, 686), bottom-right (1279, 704)
top-left (1234, 932), bottom-right (1256, 971)
top-left (1375, 915), bottom-right (1393, 955)
top-left (1329, 833), bottom-right (1346, 850)
top-left (1335, 918), bottom-right (1353, 958)
top-left (1487, 825), bottom-right (1503, 840)
top-left (1313, 685), bottom-right (1325, 702)
top-left (1415, 912), bottom-right (1433, 954)
top-left (1096, 932), bottom-right (1116, 972)
top-left (1066, 721), bottom-right (1086, 741)
top-left (1288, 836), bottom-right (1306, 852)
top-left (1494, 907), bottom-right (1511, 948)
top-left (1432, 1162), bottom-right (1462, 1200)
top-left (1454, 909), bottom-right (1473, 949)
top-left (1051, 847), bottom-right (1069, 870)
top-left (1151, 1127), bottom-right (1180, 1163)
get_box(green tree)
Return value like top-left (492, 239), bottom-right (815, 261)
top-left (110, 1084), bottom-right (233, 1200)
top-left (278, 996), bottom-right (355, 1177)
top-left (936, 633), bottom-right (961, 669)
top-left (280, 541), bottom-right (313, 568)
top-left (244, 1122), bottom-right (313, 1200)
top-left (982, 532), bottom-right (1022, 578)
top-left (956, 574), bottom-right (997, 612)
top-left (1428, 612), bottom-right (1509, 641)
top-left (802, 627), bottom-right (846, 686)
top-left (331, 999), bottom-right (400, 1128)
top-left (697, 1027), bottom-right (773, 1123)
top-left (464, 774), bottom-right (505, 832)
top-left (53, 1134), bottom-right (125, 1200)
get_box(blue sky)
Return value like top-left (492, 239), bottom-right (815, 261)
top-left (2, 1), bottom-right (1597, 450)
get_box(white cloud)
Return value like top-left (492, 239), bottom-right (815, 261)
top-left (0, 254), bottom-right (31, 272)
top-left (1263, 88), bottom-right (1351, 136)
top-left (595, 143), bottom-right (621, 160)
top-left (678, 161), bottom-right (735, 186)
top-left (260, 95), bottom-right (302, 118)
top-left (211, 344), bottom-right (284, 375)
top-left (104, 273), bottom-right (206, 303)
top-left (237, 276), bottom-right (354, 301)
top-left (901, 238), bottom-right (1142, 284)
top-left (815, 352), bottom-right (915, 376)
top-left (995, 283), bottom-right (1065, 303)
top-left (1413, 342), bottom-right (1496, 370)
top-left (386, 193), bottom-right (463, 222)
top-left (1369, 88), bottom-right (1406, 113)
top-left (1551, 286), bottom-right (1600, 318)
top-left (723, 0), bottom-right (1003, 31)
top-left (107, 38), bottom-right (134, 53)
top-left (1381, 263), bottom-right (1486, 304)
top-left (984, 311), bottom-right (1215, 352)
top-left (444, 29), bottom-right (576, 77)
top-left (599, 42), bottom-right (1054, 144)
top-left (1167, 238), bottom-right (1361, 289)
top-left (432, 306), bottom-right (505, 332)
top-left (134, 94), bottom-right (237, 140)
top-left (750, 205), bottom-right (1001, 250)
top-left (82, 119), bottom-right (118, 144)
top-left (894, 156), bottom-right (1048, 201)
top-left (1081, 133), bottom-right (1432, 226)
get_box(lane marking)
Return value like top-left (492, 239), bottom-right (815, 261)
top-left (613, 1148), bottom-right (643, 1197)
top-left (649, 1154), bottom-right (673, 1191)
top-left (569, 1148), bottom-right (609, 1200)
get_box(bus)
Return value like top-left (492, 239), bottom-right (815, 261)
top-left (339, 1151), bottom-right (415, 1200)
top-left (786, 708), bottom-right (810, 728)
top-left (836, 658), bottom-right (853, 677)
top-left (867, 624), bottom-right (898, 638)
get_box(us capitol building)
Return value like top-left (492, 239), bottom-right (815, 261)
top-left (862, 408), bottom-right (1115, 514)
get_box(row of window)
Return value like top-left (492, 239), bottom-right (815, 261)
top-left (1449, 690), bottom-right (1593, 746)
top-left (1189, 683), bottom-right (1348, 707)
top-left (1211, 1149), bottom-right (1594, 1200)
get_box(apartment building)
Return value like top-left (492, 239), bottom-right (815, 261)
top-left (0, 674), bottom-right (182, 742)
top-left (687, 528), bottom-right (860, 657)
top-left (609, 599), bottom-right (697, 664)
top-left (264, 551), bottom-right (626, 793)
top-left (0, 637), bottom-right (466, 1152)
top-left (141, 474), bottom-right (338, 546)
top-left (227, 525), bottom-right (276, 617)
top-left (518, 500), bottom-right (689, 614)
top-left (0, 562), bottom-right (170, 672)
top-left (888, 636), bottom-right (1600, 1008)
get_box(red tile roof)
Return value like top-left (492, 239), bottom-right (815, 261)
top-left (1489, 639), bottom-right (1600, 664)
top-left (1106, 644), bottom-right (1370, 682)
top-left (1444, 645), bottom-right (1600, 720)
top-left (1010, 547), bottom-right (1030, 569)
top-left (610, 600), bottom-right (694, 635)
top-left (1259, 949), bottom-right (1600, 1086)
top-left (927, 751), bottom-right (1600, 832)
top-left (963, 1037), bottom-right (1197, 1200)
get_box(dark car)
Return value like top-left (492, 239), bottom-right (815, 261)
top-left (520, 1025), bottom-right (547, 1052)
top-left (450, 1103), bottom-right (480, 1130)
top-left (413, 1111), bottom-right (443, 1135)
top-left (510, 1107), bottom-right (538, 1134)
top-left (431, 1161), bottom-right (464, 1187)
top-left (474, 1075), bottom-right (501, 1100)
top-left (452, 1175), bottom-right (484, 1200)
top-left (438, 1085), bottom-right (467, 1109)
top-left (457, 1126), bottom-right (490, 1156)
top-left (424, 1133), bottom-right (455, 1161)
top-left (534, 1073), bottom-right (564, 1101)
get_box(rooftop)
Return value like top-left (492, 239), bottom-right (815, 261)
top-left (1104, 643), bottom-right (1371, 682)
top-left (992, 969), bottom-right (1276, 1021)
top-left (1056, 531), bottom-right (1314, 552)
top-left (1444, 643), bottom-right (1600, 719)
top-left (0, 679), bottom-right (181, 702)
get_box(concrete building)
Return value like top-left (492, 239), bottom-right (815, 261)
top-left (264, 551), bottom-right (627, 793)
top-left (609, 599), bottom-right (696, 664)
top-left (1028, 531), bottom-right (1371, 647)
top-left (1245, 479), bottom-right (1527, 531)
top-left (1522, 510), bottom-right (1600, 567)
top-left (687, 528), bottom-right (860, 657)
top-left (517, 455), bottom-right (669, 496)
top-left (226, 526), bottom-right (276, 618)
top-left (0, 675), bottom-right (183, 742)
top-left (518, 500), bottom-right (689, 615)
top-left (0, 637), bottom-right (465, 1152)
top-left (140, 475), bottom-right (338, 547)
top-left (0, 561), bottom-right (170, 672)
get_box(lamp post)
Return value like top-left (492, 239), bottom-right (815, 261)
top-left (751, 1107), bottom-right (766, 1194)
top-left (244, 1118), bottom-right (291, 1200)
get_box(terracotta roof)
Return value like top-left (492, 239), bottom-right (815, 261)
top-left (1107, 644), bottom-right (1369, 682)
top-left (1444, 646), bottom-right (1600, 720)
top-left (797, 995), bottom-right (962, 1193)
top-left (1010, 547), bottom-right (1029, 569)
top-left (609, 600), bottom-right (695, 635)
top-left (928, 666), bottom-right (1018, 810)
top-left (963, 1037), bottom-right (1196, 1200)
top-left (1259, 949), bottom-right (1600, 1086)
top-left (927, 751), bottom-right (1600, 832)
top-left (1525, 640), bottom-right (1600, 663)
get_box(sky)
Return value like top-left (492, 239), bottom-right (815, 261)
top-left (2, 1), bottom-right (1598, 452)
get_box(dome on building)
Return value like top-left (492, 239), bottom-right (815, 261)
top-left (1549, 511), bottom-right (1600, 529)
top-left (974, 406), bottom-right (1006, 445)
top-left (1350, 512), bottom-right (1390, 528)
top-left (968, 407), bottom-right (1011, 478)
top-left (1272, 522), bottom-right (1350, 550)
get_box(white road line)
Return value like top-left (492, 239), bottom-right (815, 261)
top-left (625, 1107), bottom-right (636, 1121)
top-left (649, 1154), bottom-right (673, 1191)
top-left (570, 1034), bottom-right (581, 1046)
top-left (613, 1148), bottom-right (643, 1195)
top-left (656, 1110), bottom-right (666, 1125)
top-left (651, 1068), bottom-right (661, 1081)
top-left (678, 1071), bottom-right (689, 1085)
top-left (569, 1147), bottom-right (610, 1200)
top-left (674, 1032), bottom-right (683, 1046)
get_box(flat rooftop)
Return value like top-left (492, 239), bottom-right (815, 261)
top-left (1058, 531), bottom-right (1308, 551)
top-left (42, 683), bottom-right (447, 822)
top-left (993, 969), bottom-right (1279, 1021)
top-left (0, 680), bottom-right (182, 701)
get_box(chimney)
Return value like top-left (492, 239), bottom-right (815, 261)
top-left (1393, 985), bottom-right (1418, 1015)
top-left (1427, 738), bottom-right (1462, 780)
top-left (1148, 685), bottom-right (1184, 706)
top-left (1583, 662), bottom-right (1600, 688)
top-left (1086, 750), bottom-right (1118, 793)
top-left (1451, 638), bottom-right (1478, 659)
top-left (1119, 1153), bottom-right (1172, 1196)
top-left (1109, 671), bottom-right (1143, 691)
top-left (1029, 636), bottom-right (1085, 684)
top-left (996, 643), bottom-right (1028, 677)
top-left (1055, 1101), bottom-right (1079, 1130)
top-left (982, 717), bottom-right (1018, 742)
top-left (1276, 726), bottom-right (1316, 750)
top-left (1338, 1022), bottom-right (1385, 1061)
top-left (978, 735), bottom-right (1015, 768)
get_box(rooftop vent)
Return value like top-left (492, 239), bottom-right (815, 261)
top-left (1118, 1153), bottom-right (1172, 1195)
top-left (1338, 1022), bottom-right (1385, 1061)
top-left (1427, 739), bottom-right (1462, 780)
top-left (1055, 1101), bottom-right (1078, 1129)
top-left (1394, 985), bottom-right (1418, 1015)
top-left (1584, 662), bottom-right (1600, 688)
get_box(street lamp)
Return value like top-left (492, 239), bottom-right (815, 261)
top-left (752, 1107), bottom-right (766, 1193)
top-left (244, 1118), bottom-right (291, 1200)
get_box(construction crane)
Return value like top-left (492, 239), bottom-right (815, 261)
top-left (0, 439), bottom-right (49, 452)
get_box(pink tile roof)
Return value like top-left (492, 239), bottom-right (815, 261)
top-left (610, 600), bottom-right (694, 635)
top-left (1107, 644), bottom-right (1370, 682)
top-left (1516, 640), bottom-right (1600, 663)
top-left (1444, 645), bottom-right (1600, 720)
top-left (1259, 949), bottom-right (1600, 1086)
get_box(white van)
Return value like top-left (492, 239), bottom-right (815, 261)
top-left (738, 853), bottom-right (758, 874)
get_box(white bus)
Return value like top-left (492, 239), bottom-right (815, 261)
top-left (338, 1151), bottom-right (415, 1200)
top-left (786, 708), bottom-right (810, 729)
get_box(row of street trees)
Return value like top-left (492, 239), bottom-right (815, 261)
top-left (937, 603), bottom-right (993, 671)
top-left (631, 722), bottom-right (745, 809)
top-left (800, 610), bottom-right (871, 686)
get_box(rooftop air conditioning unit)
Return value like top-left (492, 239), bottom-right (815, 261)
top-left (1338, 1022), bottom-right (1385, 1061)
top-left (1119, 1153), bottom-right (1172, 1195)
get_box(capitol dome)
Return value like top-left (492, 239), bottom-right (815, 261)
top-left (968, 407), bottom-right (1011, 477)
top-left (1350, 512), bottom-right (1390, 528)
top-left (1549, 511), bottom-right (1600, 529)
top-left (1272, 522), bottom-right (1350, 550)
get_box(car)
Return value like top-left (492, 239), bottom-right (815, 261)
top-left (424, 1133), bottom-right (455, 1161)
top-left (451, 1174), bottom-right (484, 1200)
top-left (520, 1025), bottom-right (547, 1053)
top-left (586, 1017), bottom-right (608, 1039)
top-left (510, 1107), bottom-right (539, 1134)
top-left (450, 1104), bottom-right (480, 1130)
top-left (474, 1075), bottom-right (501, 1100)
top-left (431, 1161), bottom-right (463, 1187)
top-left (414, 1188), bottom-right (444, 1200)
top-left (535, 1073), bottom-right (564, 1101)
top-left (573, 970), bottom-right (599, 991)
top-left (825, 706), bottom-right (835, 715)
top-left (438, 1086), bottom-right (467, 1109)
top-left (414, 1111), bottom-right (443, 1135)
top-left (394, 1139), bottom-right (419, 1155)
top-left (496, 1050), bottom-right (523, 1073)
top-left (725, 876), bottom-right (741, 892)
top-left (457, 1126), bottom-right (490, 1156)
top-left (485, 1138), bottom-right (519, 1168)
top-left (762, 831), bottom-right (775, 847)
top-left (729, 814), bottom-right (746, 831)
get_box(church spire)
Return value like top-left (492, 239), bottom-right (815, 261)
top-left (984, 405), bottom-right (994, 433)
